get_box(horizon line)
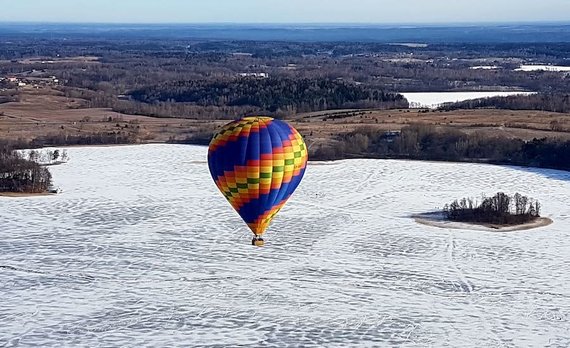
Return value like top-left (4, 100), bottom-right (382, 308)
top-left (1, 20), bottom-right (570, 27)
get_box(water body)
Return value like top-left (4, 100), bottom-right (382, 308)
top-left (1, 145), bottom-right (569, 347)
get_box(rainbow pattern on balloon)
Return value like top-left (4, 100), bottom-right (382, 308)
top-left (208, 117), bottom-right (308, 238)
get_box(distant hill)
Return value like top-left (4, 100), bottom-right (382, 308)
top-left (1, 23), bottom-right (570, 43)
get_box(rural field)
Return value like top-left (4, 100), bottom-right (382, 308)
top-left (1, 145), bottom-right (569, 347)
top-left (0, 89), bottom-right (225, 144)
top-left (2, 88), bottom-right (570, 149)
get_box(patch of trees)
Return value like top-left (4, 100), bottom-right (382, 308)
top-left (310, 124), bottom-right (570, 171)
top-left (129, 78), bottom-right (407, 115)
top-left (443, 192), bottom-right (541, 225)
top-left (0, 145), bottom-right (52, 193)
top-left (26, 149), bottom-right (69, 165)
top-left (0, 89), bottom-right (19, 104)
top-left (168, 132), bottom-right (214, 146)
top-left (439, 93), bottom-right (570, 114)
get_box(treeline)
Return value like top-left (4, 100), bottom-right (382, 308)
top-left (311, 124), bottom-right (570, 171)
top-left (0, 144), bottom-right (52, 193)
top-left (29, 133), bottom-right (139, 147)
top-left (439, 93), bottom-right (570, 114)
top-left (4, 132), bottom-right (140, 150)
top-left (130, 78), bottom-right (407, 114)
top-left (111, 100), bottom-right (259, 120)
top-left (443, 192), bottom-right (541, 225)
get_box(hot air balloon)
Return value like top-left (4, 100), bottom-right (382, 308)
top-left (208, 117), bottom-right (308, 246)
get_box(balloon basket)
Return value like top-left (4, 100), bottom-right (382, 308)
top-left (252, 237), bottom-right (265, 247)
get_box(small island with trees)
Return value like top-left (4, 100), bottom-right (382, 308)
top-left (0, 143), bottom-right (66, 197)
top-left (415, 192), bottom-right (553, 231)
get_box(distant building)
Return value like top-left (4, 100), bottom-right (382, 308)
top-left (238, 72), bottom-right (269, 78)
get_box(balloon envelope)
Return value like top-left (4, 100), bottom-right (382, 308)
top-left (208, 117), bottom-right (308, 237)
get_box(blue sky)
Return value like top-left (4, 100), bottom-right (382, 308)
top-left (1, 0), bottom-right (569, 23)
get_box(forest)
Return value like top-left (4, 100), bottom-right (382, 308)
top-left (1, 36), bottom-right (570, 119)
top-left (129, 78), bottom-right (407, 114)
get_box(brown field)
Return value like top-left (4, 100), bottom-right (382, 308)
top-left (0, 192), bottom-right (55, 198)
top-left (293, 107), bottom-right (570, 149)
top-left (2, 88), bottom-right (570, 147)
top-left (1, 56), bottom-right (101, 65)
top-left (0, 88), bottom-right (226, 144)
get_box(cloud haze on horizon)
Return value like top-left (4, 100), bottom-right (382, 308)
top-left (1, 0), bottom-right (570, 24)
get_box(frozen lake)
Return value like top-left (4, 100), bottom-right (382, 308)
top-left (515, 65), bottom-right (570, 72)
top-left (1, 144), bottom-right (569, 347)
top-left (402, 91), bottom-right (534, 109)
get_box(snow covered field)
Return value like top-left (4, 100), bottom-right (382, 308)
top-left (515, 65), bottom-right (570, 72)
top-left (1, 144), bottom-right (569, 347)
top-left (402, 91), bottom-right (534, 109)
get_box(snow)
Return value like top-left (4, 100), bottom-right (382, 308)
top-left (401, 91), bottom-right (535, 109)
top-left (515, 65), bottom-right (570, 72)
top-left (1, 144), bottom-right (569, 347)
top-left (469, 65), bottom-right (499, 70)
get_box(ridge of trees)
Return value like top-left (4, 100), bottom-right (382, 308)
top-left (438, 93), bottom-right (570, 114)
top-left (129, 78), bottom-right (408, 115)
